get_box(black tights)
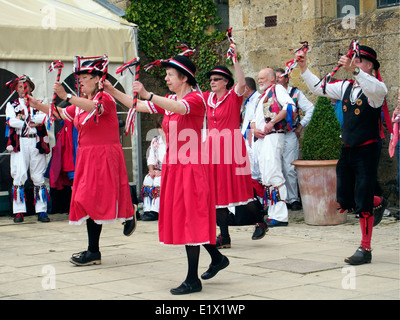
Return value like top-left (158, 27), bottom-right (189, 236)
top-left (184, 244), bottom-right (223, 283)
top-left (216, 200), bottom-right (264, 237)
top-left (216, 208), bottom-right (230, 238)
top-left (86, 218), bottom-right (102, 253)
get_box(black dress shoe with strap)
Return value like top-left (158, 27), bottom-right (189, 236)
top-left (70, 250), bottom-right (101, 266)
top-left (201, 255), bottom-right (229, 280)
top-left (252, 222), bottom-right (268, 240)
top-left (344, 246), bottom-right (372, 265)
top-left (170, 280), bottom-right (202, 295)
top-left (13, 213), bottom-right (24, 223)
top-left (123, 215), bottom-right (137, 236)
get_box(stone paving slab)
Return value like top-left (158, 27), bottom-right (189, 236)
top-left (0, 210), bottom-right (398, 305)
top-left (247, 258), bottom-right (342, 274)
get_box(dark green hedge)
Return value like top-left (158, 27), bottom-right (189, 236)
top-left (301, 96), bottom-right (342, 160)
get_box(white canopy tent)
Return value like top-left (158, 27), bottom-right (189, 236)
top-left (0, 0), bottom-right (142, 189)
top-left (0, 0), bottom-right (137, 62)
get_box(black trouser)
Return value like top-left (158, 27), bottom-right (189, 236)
top-left (217, 201), bottom-right (264, 237)
top-left (336, 143), bottom-right (379, 217)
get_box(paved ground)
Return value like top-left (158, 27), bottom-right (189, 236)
top-left (0, 208), bottom-right (398, 305)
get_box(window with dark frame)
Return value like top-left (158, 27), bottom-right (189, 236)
top-left (215, 0), bottom-right (229, 33)
top-left (337, 0), bottom-right (360, 18)
top-left (377, 0), bottom-right (400, 8)
top-left (264, 15), bottom-right (277, 28)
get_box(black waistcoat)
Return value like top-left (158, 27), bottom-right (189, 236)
top-left (341, 82), bottom-right (381, 147)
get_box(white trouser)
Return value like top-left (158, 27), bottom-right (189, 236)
top-left (10, 137), bottom-right (47, 214)
top-left (257, 133), bottom-right (288, 222)
top-left (142, 174), bottom-right (161, 213)
top-left (282, 131), bottom-right (300, 204)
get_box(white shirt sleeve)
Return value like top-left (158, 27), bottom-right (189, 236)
top-left (275, 84), bottom-right (296, 112)
top-left (354, 69), bottom-right (387, 108)
top-left (254, 96), bottom-right (264, 131)
top-left (301, 67), bottom-right (387, 109)
top-left (147, 137), bottom-right (157, 166)
top-left (31, 110), bottom-right (47, 124)
top-left (301, 68), bottom-right (346, 101)
top-left (297, 90), bottom-right (314, 127)
top-left (5, 102), bottom-right (24, 129)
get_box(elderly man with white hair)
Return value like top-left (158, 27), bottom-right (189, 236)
top-left (252, 68), bottom-right (296, 227)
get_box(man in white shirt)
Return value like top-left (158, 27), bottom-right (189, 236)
top-left (275, 68), bottom-right (314, 211)
top-left (5, 76), bottom-right (50, 223)
top-left (241, 77), bottom-right (261, 180)
top-left (252, 68), bottom-right (296, 227)
top-left (296, 45), bottom-right (387, 265)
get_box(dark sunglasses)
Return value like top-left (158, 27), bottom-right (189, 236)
top-left (209, 77), bottom-right (224, 83)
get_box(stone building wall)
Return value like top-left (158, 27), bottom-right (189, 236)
top-left (230, 0), bottom-right (399, 203)
top-left (108, 0), bottom-right (399, 202)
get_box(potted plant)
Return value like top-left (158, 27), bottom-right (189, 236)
top-left (292, 96), bottom-right (345, 225)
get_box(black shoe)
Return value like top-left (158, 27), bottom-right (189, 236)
top-left (252, 222), bottom-right (268, 240)
top-left (70, 250), bottom-right (101, 266)
top-left (373, 197), bottom-right (388, 226)
top-left (290, 201), bottom-right (302, 211)
top-left (38, 212), bottom-right (50, 222)
top-left (344, 246), bottom-right (372, 265)
top-left (216, 234), bottom-right (231, 249)
top-left (123, 215), bottom-right (137, 236)
top-left (201, 255), bottom-right (229, 280)
top-left (267, 219), bottom-right (288, 227)
top-left (141, 211), bottom-right (158, 221)
top-left (394, 211), bottom-right (399, 220)
top-left (170, 280), bottom-right (202, 295)
top-left (13, 212), bottom-right (24, 223)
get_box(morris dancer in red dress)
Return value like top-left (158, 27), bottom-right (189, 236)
top-left (205, 44), bottom-right (268, 248)
top-left (106, 55), bottom-right (229, 295)
top-left (28, 56), bottom-right (136, 266)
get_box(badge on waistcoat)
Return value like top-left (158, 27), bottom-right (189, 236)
top-left (262, 88), bottom-right (280, 123)
top-left (356, 99), bottom-right (363, 106)
top-left (354, 108), bottom-right (360, 115)
top-left (11, 100), bottom-right (23, 113)
top-left (263, 97), bottom-right (278, 123)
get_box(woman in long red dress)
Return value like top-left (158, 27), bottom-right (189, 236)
top-left (204, 44), bottom-right (268, 248)
top-left (106, 55), bottom-right (229, 295)
top-left (28, 56), bottom-right (136, 266)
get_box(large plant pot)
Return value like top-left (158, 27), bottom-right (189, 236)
top-left (292, 159), bottom-right (346, 225)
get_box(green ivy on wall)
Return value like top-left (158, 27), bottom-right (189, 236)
top-left (125, 0), bottom-right (226, 89)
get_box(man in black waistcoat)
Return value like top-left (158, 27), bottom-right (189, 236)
top-left (296, 45), bottom-right (388, 265)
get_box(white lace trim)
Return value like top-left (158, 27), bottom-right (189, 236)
top-left (69, 215), bottom-right (133, 225)
top-left (159, 241), bottom-right (211, 246)
top-left (215, 198), bottom-right (254, 209)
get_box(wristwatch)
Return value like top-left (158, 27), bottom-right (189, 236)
top-left (353, 67), bottom-right (360, 76)
top-left (66, 93), bottom-right (72, 102)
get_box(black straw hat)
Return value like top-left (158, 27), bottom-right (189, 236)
top-left (359, 45), bottom-right (380, 70)
top-left (206, 65), bottom-right (234, 88)
top-left (161, 55), bottom-right (197, 85)
top-left (7, 75), bottom-right (35, 92)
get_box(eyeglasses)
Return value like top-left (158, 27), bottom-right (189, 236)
top-left (209, 77), bottom-right (224, 83)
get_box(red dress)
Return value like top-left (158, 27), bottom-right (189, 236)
top-left (63, 92), bottom-right (135, 225)
top-left (204, 85), bottom-right (253, 208)
top-left (146, 91), bottom-right (216, 245)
